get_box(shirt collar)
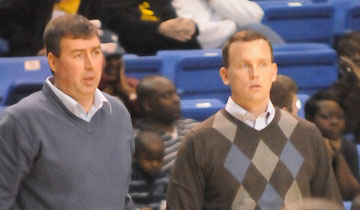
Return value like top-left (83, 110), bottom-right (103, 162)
top-left (46, 77), bottom-right (112, 121)
top-left (224, 97), bottom-right (275, 130)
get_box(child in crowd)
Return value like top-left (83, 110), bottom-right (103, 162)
top-left (129, 130), bottom-right (168, 210)
top-left (305, 90), bottom-right (360, 200)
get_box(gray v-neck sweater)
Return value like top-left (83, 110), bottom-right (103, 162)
top-left (0, 83), bottom-right (134, 210)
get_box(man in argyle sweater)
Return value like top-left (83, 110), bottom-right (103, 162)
top-left (166, 30), bottom-right (343, 210)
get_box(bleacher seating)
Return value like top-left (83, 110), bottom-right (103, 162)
top-left (0, 56), bottom-right (50, 103)
top-left (123, 54), bottom-right (163, 79)
top-left (259, 1), bottom-right (335, 45)
top-left (274, 43), bottom-right (338, 95)
top-left (0, 80), bottom-right (44, 106)
top-left (181, 98), bottom-right (225, 121)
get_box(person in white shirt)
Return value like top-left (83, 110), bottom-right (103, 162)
top-left (172, 0), bottom-right (285, 49)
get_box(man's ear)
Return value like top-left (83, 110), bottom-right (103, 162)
top-left (220, 67), bottom-right (230, 85)
top-left (47, 52), bottom-right (57, 73)
top-left (271, 62), bottom-right (278, 82)
top-left (143, 98), bottom-right (153, 112)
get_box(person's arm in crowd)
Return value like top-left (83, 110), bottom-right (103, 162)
top-left (309, 129), bottom-right (344, 205)
top-left (207, 0), bottom-right (264, 27)
top-left (326, 138), bottom-right (360, 201)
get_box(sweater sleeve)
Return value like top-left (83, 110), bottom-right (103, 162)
top-left (166, 130), bottom-right (206, 210)
top-left (209, 0), bottom-right (264, 27)
top-left (309, 126), bottom-right (344, 205)
top-left (0, 111), bottom-right (40, 209)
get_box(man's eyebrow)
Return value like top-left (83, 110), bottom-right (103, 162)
top-left (70, 46), bottom-right (101, 53)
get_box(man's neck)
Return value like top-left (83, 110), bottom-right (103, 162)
top-left (234, 98), bottom-right (269, 118)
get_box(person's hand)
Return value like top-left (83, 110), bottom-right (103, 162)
top-left (158, 18), bottom-right (196, 42)
top-left (324, 138), bottom-right (335, 159)
top-left (340, 56), bottom-right (360, 82)
top-left (140, 207), bottom-right (152, 210)
top-left (37, 48), bottom-right (47, 56)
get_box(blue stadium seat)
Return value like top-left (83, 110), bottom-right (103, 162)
top-left (0, 56), bottom-right (51, 103)
top-left (0, 80), bottom-right (44, 106)
top-left (181, 98), bottom-right (225, 121)
top-left (158, 50), bottom-right (230, 103)
top-left (274, 43), bottom-right (338, 95)
top-left (0, 106), bottom-right (5, 115)
top-left (259, 1), bottom-right (335, 45)
top-left (123, 54), bottom-right (163, 79)
top-left (345, 2), bottom-right (360, 32)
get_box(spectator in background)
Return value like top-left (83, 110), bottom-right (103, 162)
top-left (135, 75), bottom-right (197, 173)
top-left (0, 15), bottom-right (135, 210)
top-left (98, 29), bottom-right (141, 124)
top-left (332, 32), bottom-right (360, 144)
top-left (130, 130), bottom-right (168, 210)
top-left (102, 0), bottom-right (200, 56)
top-left (172, 0), bottom-right (285, 49)
top-left (0, 0), bottom-right (103, 57)
top-left (270, 74), bottom-right (299, 117)
top-left (166, 30), bottom-right (343, 209)
top-left (305, 90), bottom-right (360, 201)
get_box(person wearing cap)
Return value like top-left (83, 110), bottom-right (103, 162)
top-left (99, 30), bottom-right (141, 124)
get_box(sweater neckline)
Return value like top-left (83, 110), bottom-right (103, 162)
top-left (220, 107), bottom-right (282, 135)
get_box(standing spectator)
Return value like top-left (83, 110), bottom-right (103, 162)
top-left (305, 90), bottom-right (360, 200)
top-left (0, 0), bottom-right (103, 56)
top-left (0, 15), bottom-right (135, 209)
top-left (130, 130), bottom-right (168, 210)
top-left (102, 0), bottom-right (200, 55)
top-left (270, 74), bottom-right (299, 117)
top-left (135, 75), bottom-right (197, 173)
top-left (166, 30), bottom-right (343, 209)
top-left (172, 0), bottom-right (285, 49)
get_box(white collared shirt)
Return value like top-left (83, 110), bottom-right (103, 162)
top-left (46, 77), bottom-right (112, 122)
top-left (224, 97), bottom-right (275, 130)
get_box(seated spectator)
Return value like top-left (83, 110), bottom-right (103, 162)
top-left (270, 74), bottom-right (299, 117)
top-left (98, 30), bottom-right (141, 124)
top-left (135, 75), bottom-right (197, 172)
top-left (305, 90), bottom-right (360, 200)
top-left (102, 0), bottom-right (200, 55)
top-left (332, 32), bottom-right (360, 144)
top-left (129, 130), bottom-right (167, 210)
top-left (0, 0), bottom-right (103, 56)
top-left (172, 0), bottom-right (285, 49)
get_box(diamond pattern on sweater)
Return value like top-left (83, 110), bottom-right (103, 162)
top-left (212, 112), bottom-right (237, 143)
top-left (284, 181), bottom-right (303, 206)
top-left (278, 110), bottom-right (298, 139)
top-left (258, 183), bottom-right (283, 210)
top-left (280, 141), bottom-right (304, 178)
top-left (231, 186), bottom-right (256, 210)
top-left (252, 140), bottom-right (279, 181)
top-left (225, 144), bottom-right (251, 183)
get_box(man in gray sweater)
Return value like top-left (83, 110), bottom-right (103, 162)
top-left (0, 14), bottom-right (135, 210)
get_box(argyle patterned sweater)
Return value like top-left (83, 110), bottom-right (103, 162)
top-left (166, 109), bottom-right (343, 210)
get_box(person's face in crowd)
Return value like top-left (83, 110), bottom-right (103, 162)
top-left (313, 100), bottom-right (345, 141)
top-left (220, 39), bottom-right (277, 109)
top-left (136, 143), bottom-right (164, 177)
top-left (147, 78), bottom-right (181, 123)
top-left (342, 40), bottom-right (360, 68)
top-left (290, 94), bottom-right (299, 117)
top-left (49, 35), bottom-right (103, 101)
top-left (104, 56), bottom-right (123, 82)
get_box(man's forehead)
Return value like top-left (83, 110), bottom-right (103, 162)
top-left (60, 36), bottom-right (100, 50)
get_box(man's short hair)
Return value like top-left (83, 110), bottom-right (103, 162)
top-left (270, 75), bottom-right (298, 112)
top-left (222, 30), bottom-right (274, 68)
top-left (136, 75), bottom-right (164, 107)
top-left (43, 14), bottom-right (98, 57)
